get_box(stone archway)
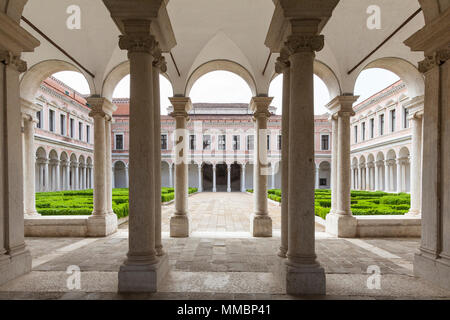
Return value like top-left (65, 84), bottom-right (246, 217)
top-left (202, 163), bottom-right (213, 192)
top-left (114, 161), bottom-right (127, 188)
top-left (230, 163), bottom-right (241, 192)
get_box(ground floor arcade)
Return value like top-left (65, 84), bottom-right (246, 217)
top-left (0, 192), bottom-right (448, 299)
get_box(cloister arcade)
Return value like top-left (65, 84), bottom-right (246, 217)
top-left (0, 0), bottom-right (449, 297)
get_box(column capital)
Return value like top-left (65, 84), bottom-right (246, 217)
top-left (249, 96), bottom-right (273, 119)
top-left (153, 48), bottom-right (167, 73)
top-left (169, 96), bottom-right (192, 119)
top-left (119, 33), bottom-right (158, 55)
top-left (275, 48), bottom-right (291, 73)
top-left (404, 95), bottom-right (424, 119)
top-left (0, 51), bottom-right (27, 73)
top-left (87, 96), bottom-right (117, 119)
top-left (325, 95), bottom-right (359, 117)
top-left (20, 98), bottom-right (42, 122)
top-left (284, 34), bottom-right (324, 55)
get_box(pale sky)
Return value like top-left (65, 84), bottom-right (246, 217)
top-left (53, 68), bottom-right (400, 116)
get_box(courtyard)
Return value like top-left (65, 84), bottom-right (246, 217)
top-left (0, 193), bottom-right (449, 300)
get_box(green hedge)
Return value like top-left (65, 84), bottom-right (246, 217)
top-left (35, 187), bottom-right (198, 218)
top-left (248, 189), bottom-right (410, 218)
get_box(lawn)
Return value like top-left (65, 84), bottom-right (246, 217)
top-left (35, 187), bottom-right (198, 218)
top-left (247, 189), bottom-right (410, 219)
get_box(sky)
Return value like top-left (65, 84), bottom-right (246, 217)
top-left (53, 68), bottom-right (400, 116)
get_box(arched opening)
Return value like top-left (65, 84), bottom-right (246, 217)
top-left (318, 161), bottom-right (331, 189)
top-left (114, 161), bottom-right (127, 188)
top-left (35, 147), bottom-right (47, 192)
top-left (161, 161), bottom-right (171, 188)
top-left (215, 163), bottom-right (228, 192)
top-left (376, 152), bottom-right (386, 191)
top-left (386, 149), bottom-right (397, 192)
top-left (230, 162), bottom-right (241, 192)
top-left (202, 163), bottom-right (214, 192)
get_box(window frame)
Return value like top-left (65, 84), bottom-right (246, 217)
top-left (161, 133), bottom-right (168, 150)
top-left (115, 133), bottom-right (124, 150)
top-left (320, 133), bottom-right (330, 151)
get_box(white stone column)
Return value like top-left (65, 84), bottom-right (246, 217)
top-left (325, 96), bottom-right (358, 238)
top-left (227, 164), bottom-right (231, 192)
top-left (329, 115), bottom-right (338, 212)
top-left (125, 164), bottom-right (129, 188)
top-left (358, 166), bottom-right (363, 190)
top-left (241, 163), bottom-right (246, 192)
top-left (271, 164), bottom-right (276, 190)
top-left (74, 163), bottom-right (79, 190)
top-left (169, 97), bottom-right (192, 237)
top-left (169, 163), bottom-right (173, 188)
top-left (212, 164), bottom-right (217, 192)
top-left (21, 101), bottom-right (41, 216)
top-left (315, 166), bottom-right (320, 189)
top-left (197, 164), bottom-right (203, 192)
top-left (404, 96), bottom-right (423, 215)
top-left (0, 29), bottom-right (39, 287)
top-left (153, 52), bottom-right (166, 257)
top-left (65, 164), bottom-right (70, 190)
top-left (55, 161), bottom-right (60, 191)
top-left (374, 162), bottom-right (380, 191)
top-left (396, 159), bottom-right (402, 193)
top-left (87, 97), bottom-right (117, 236)
top-left (276, 52), bottom-right (290, 258)
top-left (384, 161), bottom-right (390, 192)
top-left (43, 160), bottom-right (49, 192)
top-left (365, 164), bottom-right (371, 191)
top-left (249, 96), bottom-right (273, 237)
top-left (105, 118), bottom-right (113, 214)
top-left (283, 30), bottom-right (327, 295)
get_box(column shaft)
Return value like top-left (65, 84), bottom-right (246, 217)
top-left (330, 117), bottom-right (338, 212)
top-left (409, 116), bottom-right (422, 214)
top-left (93, 115), bottom-right (107, 215)
top-left (227, 164), bottom-right (231, 192)
top-left (336, 113), bottom-right (352, 215)
top-left (23, 117), bottom-right (38, 215)
top-left (105, 119), bottom-right (113, 214)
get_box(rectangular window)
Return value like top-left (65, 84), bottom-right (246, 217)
top-left (247, 135), bottom-right (254, 151)
top-left (189, 134), bottom-right (196, 150)
top-left (86, 125), bottom-right (90, 143)
top-left (78, 122), bottom-right (83, 140)
top-left (379, 114), bottom-right (385, 136)
top-left (60, 114), bottom-right (66, 135)
top-left (115, 134), bottom-right (124, 150)
top-left (370, 118), bottom-right (375, 139)
top-left (390, 109), bottom-right (396, 132)
top-left (403, 107), bottom-right (409, 129)
top-left (321, 134), bottom-right (329, 150)
top-left (36, 111), bottom-right (42, 129)
top-left (362, 122), bottom-right (366, 141)
top-left (218, 134), bottom-right (226, 150)
top-left (232, 135), bottom-right (240, 151)
top-left (203, 135), bottom-right (211, 150)
top-left (319, 178), bottom-right (327, 186)
top-left (354, 125), bottom-right (358, 143)
top-left (49, 109), bottom-right (55, 132)
top-left (267, 135), bottom-right (270, 150)
top-left (161, 134), bottom-right (168, 150)
top-left (70, 118), bottom-right (74, 138)
top-left (277, 135), bottom-right (282, 150)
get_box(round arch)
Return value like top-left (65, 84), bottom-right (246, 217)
top-left (355, 57), bottom-right (425, 98)
top-left (185, 59), bottom-right (257, 97)
top-left (20, 60), bottom-right (95, 102)
top-left (271, 59), bottom-right (341, 99)
top-left (102, 61), bottom-right (173, 101)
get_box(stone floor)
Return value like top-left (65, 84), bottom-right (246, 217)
top-left (1, 192), bottom-right (449, 300)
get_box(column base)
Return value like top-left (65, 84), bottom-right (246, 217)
top-left (414, 251), bottom-right (450, 291)
top-left (87, 213), bottom-right (118, 237)
top-left (250, 214), bottom-right (272, 237)
top-left (0, 248), bottom-right (32, 286)
top-left (118, 253), bottom-right (169, 293)
top-left (277, 246), bottom-right (287, 258)
top-left (170, 215), bottom-right (190, 237)
top-left (24, 211), bottom-right (41, 218)
top-left (406, 209), bottom-right (421, 217)
top-left (276, 259), bottom-right (326, 295)
top-left (325, 213), bottom-right (357, 238)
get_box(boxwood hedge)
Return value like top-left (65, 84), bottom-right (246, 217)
top-left (247, 189), bottom-right (410, 219)
top-left (35, 187), bottom-right (198, 218)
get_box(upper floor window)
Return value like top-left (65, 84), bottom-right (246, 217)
top-left (203, 135), bottom-right (211, 150)
top-left (379, 114), bottom-right (385, 136)
top-left (115, 134), bottom-right (124, 150)
top-left (361, 122), bottom-right (366, 141)
top-left (86, 125), bottom-right (90, 143)
top-left (36, 111), bottom-right (42, 129)
top-left (218, 134), bottom-right (226, 150)
top-left (354, 125), bottom-right (358, 143)
top-left (321, 134), bottom-right (329, 151)
top-left (247, 135), bottom-right (254, 151)
top-left (390, 109), bottom-right (396, 132)
top-left (49, 109), bottom-right (55, 132)
top-left (78, 122), bottom-right (83, 140)
top-left (370, 118), bottom-right (375, 139)
top-left (277, 135), bottom-right (282, 150)
top-left (60, 114), bottom-right (66, 136)
top-left (267, 135), bottom-right (270, 150)
top-left (70, 118), bottom-right (75, 138)
top-left (189, 134), bottom-right (196, 150)
top-left (232, 135), bottom-right (240, 151)
top-left (161, 134), bottom-right (168, 150)
top-left (403, 107), bottom-right (409, 129)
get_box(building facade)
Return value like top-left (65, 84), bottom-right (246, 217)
top-left (111, 102), bottom-right (333, 192)
top-left (33, 77), bottom-right (94, 192)
top-left (350, 80), bottom-right (412, 193)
